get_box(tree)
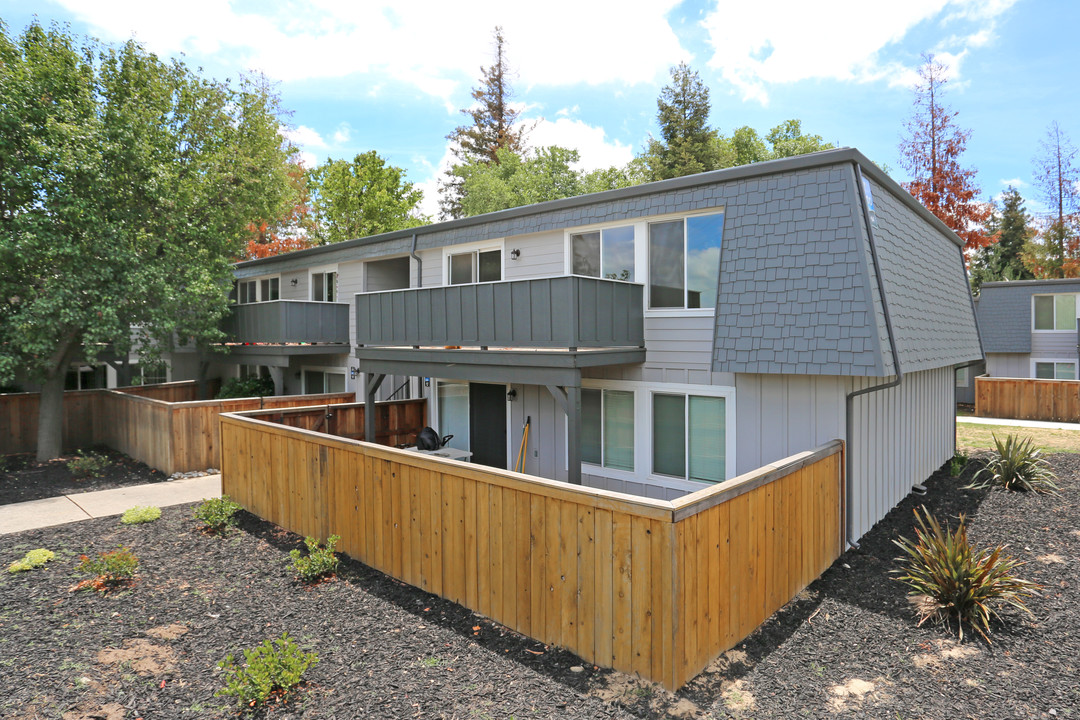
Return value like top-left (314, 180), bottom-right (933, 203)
top-left (714, 120), bottom-right (834, 168)
top-left (642, 63), bottom-right (720, 181)
top-left (765, 119), bottom-right (834, 159)
top-left (308, 151), bottom-right (426, 244)
top-left (0, 22), bottom-right (294, 460)
top-left (1026, 121), bottom-right (1080, 277)
top-left (243, 156), bottom-right (317, 259)
top-left (440, 26), bottom-right (528, 219)
top-left (969, 187), bottom-right (1035, 291)
top-left (898, 53), bottom-right (991, 252)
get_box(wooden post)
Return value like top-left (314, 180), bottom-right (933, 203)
top-left (545, 384), bottom-right (582, 485)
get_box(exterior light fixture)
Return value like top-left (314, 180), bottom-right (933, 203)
top-left (510, 249), bottom-right (521, 260)
top-left (506, 388), bottom-right (517, 401)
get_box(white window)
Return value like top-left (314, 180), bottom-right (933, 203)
top-left (260, 277), bottom-right (280, 301)
top-left (571, 225), bottom-right (635, 281)
top-left (1033, 359), bottom-right (1077, 380)
top-left (448, 248), bottom-right (501, 285)
top-left (311, 270), bottom-right (337, 302)
top-left (1033, 294), bottom-right (1077, 331)
top-left (238, 280), bottom-right (257, 304)
top-left (648, 211), bottom-right (725, 310)
top-left (652, 392), bottom-right (726, 484)
top-left (132, 362), bottom-right (168, 386)
top-left (436, 380), bottom-right (471, 452)
top-left (237, 276), bottom-right (279, 303)
top-left (239, 365), bottom-right (271, 381)
top-left (955, 367), bottom-right (970, 387)
top-left (303, 369), bottom-right (345, 394)
top-left (581, 388), bottom-right (634, 471)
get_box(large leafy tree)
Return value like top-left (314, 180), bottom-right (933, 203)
top-left (898, 53), bottom-right (990, 252)
top-left (243, 156), bottom-right (317, 259)
top-left (714, 120), bottom-right (834, 168)
top-left (969, 187), bottom-right (1035, 291)
top-left (440, 26), bottom-right (528, 219)
top-left (642, 62), bottom-right (720, 181)
top-left (308, 151), bottom-right (426, 244)
top-left (1024, 121), bottom-right (1080, 277)
top-left (0, 22), bottom-right (294, 460)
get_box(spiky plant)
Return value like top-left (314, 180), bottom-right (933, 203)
top-left (893, 506), bottom-right (1040, 641)
top-left (967, 433), bottom-right (1058, 493)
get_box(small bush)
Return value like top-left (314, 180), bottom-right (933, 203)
top-left (194, 496), bottom-right (242, 533)
top-left (949, 449), bottom-right (969, 477)
top-left (75, 547), bottom-right (139, 590)
top-left (967, 433), bottom-right (1059, 493)
top-left (120, 505), bottom-right (162, 525)
top-left (217, 376), bottom-right (275, 399)
top-left (8, 548), bottom-right (55, 573)
top-left (289, 535), bottom-right (340, 583)
top-left (67, 450), bottom-right (110, 478)
top-left (893, 506), bottom-right (1039, 641)
top-left (217, 632), bottom-right (318, 709)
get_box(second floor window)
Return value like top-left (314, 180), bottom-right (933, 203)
top-left (260, 277), bottom-right (280, 301)
top-left (649, 212), bottom-right (725, 310)
top-left (1034, 294), bottom-right (1076, 330)
top-left (572, 225), bottom-right (635, 281)
top-left (312, 271), bottom-right (337, 302)
top-left (448, 249), bottom-right (501, 285)
top-left (238, 280), bottom-right (257, 304)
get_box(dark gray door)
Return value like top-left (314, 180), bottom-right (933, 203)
top-left (469, 383), bottom-right (507, 469)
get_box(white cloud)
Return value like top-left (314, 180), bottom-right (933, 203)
top-left (528, 117), bottom-right (634, 171)
top-left (284, 125), bottom-right (327, 150)
top-left (55, 0), bottom-right (689, 105)
top-left (332, 123), bottom-right (352, 145)
top-left (699, 0), bottom-right (1018, 104)
top-left (999, 177), bottom-right (1026, 188)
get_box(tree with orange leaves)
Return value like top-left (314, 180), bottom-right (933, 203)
top-left (242, 155), bottom-right (316, 260)
top-left (899, 54), bottom-right (990, 252)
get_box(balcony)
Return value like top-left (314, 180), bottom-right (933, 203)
top-left (222, 300), bottom-right (350, 345)
top-left (354, 276), bottom-right (645, 386)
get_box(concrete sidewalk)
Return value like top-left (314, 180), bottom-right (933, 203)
top-left (0, 474), bottom-right (221, 535)
top-left (957, 415), bottom-right (1080, 431)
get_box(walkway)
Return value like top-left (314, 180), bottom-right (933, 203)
top-left (957, 415), bottom-right (1080, 431)
top-left (0, 474), bottom-right (221, 535)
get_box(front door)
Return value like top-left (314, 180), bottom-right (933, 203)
top-left (469, 382), bottom-right (507, 469)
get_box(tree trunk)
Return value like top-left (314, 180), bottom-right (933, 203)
top-left (35, 335), bottom-right (80, 462)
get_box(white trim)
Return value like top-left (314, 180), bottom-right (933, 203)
top-left (300, 366), bottom-right (347, 394)
top-left (441, 239), bottom-right (504, 286)
top-left (1032, 293), bottom-right (1078, 333)
top-left (309, 265), bottom-right (339, 302)
top-left (646, 210), bottom-right (726, 313)
top-left (1030, 357), bottom-right (1078, 380)
top-left (563, 222), bottom-right (639, 281)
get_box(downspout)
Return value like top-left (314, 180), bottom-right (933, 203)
top-left (844, 163), bottom-right (904, 549)
top-left (410, 232), bottom-right (422, 289)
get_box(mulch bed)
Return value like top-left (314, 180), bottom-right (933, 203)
top-left (1, 448), bottom-right (169, 506)
top-left (1, 454), bottom-right (1077, 719)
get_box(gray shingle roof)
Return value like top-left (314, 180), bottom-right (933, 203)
top-left (977, 279), bottom-right (1080, 353)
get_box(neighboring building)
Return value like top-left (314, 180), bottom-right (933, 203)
top-left (975, 278), bottom-right (1080, 383)
top-left (172, 147), bottom-right (978, 542)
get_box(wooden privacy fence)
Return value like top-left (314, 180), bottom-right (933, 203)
top-left (241, 400), bottom-right (426, 448)
top-left (0, 381), bottom-right (367, 475)
top-left (221, 412), bottom-right (844, 690)
top-left (975, 375), bottom-right (1080, 422)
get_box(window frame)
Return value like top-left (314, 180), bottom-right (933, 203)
top-left (442, 240), bottom-right (504, 286)
top-left (309, 265), bottom-right (339, 303)
top-left (237, 274), bottom-right (281, 304)
top-left (577, 379), bottom-right (736, 492)
top-left (955, 366), bottom-right (970, 388)
top-left (566, 224), bottom-right (637, 282)
top-left (1031, 358), bottom-right (1078, 381)
top-left (646, 209), bottom-right (726, 314)
top-left (301, 367), bottom-right (347, 394)
top-left (581, 387), bottom-right (636, 472)
top-left (1032, 293), bottom-right (1078, 332)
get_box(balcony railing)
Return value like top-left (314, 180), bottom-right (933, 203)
top-left (356, 276), bottom-right (644, 350)
top-left (222, 300), bottom-right (350, 345)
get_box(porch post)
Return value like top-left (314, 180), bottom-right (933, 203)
top-left (364, 373), bottom-right (386, 445)
top-left (566, 385), bottom-right (582, 485)
top-left (268, 366), bottom-right (285, 396)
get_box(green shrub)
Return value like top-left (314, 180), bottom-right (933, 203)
top-left (217, 633), bottom-right (318, 709)
top-left (67, 450), bottom-right (110, 478)
top-left (76, 547), bottom-right (139, 589)
top-left (216, 376), bottom-right (275, 399)
top-left (949, 449), bottom-right (969, 477)
top-left (893, 506), bottom-right (1039, 641)
top-left (967, 433), bottom-right (1059, 493)
top-left (8, 548), bottom-right (55, 573)
top-left (194, 496), bottom-right (243, 532)
top-left (289, 535), bottom-right (340, 583)
top-left (120, 505), bottom-right (162, 525)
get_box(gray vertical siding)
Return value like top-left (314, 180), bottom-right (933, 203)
top-left (507, 382), bottom-right (565, 481)
top-left (987, 353), bottom-right (1034, 378)
top-left (503, 230), bottom-right (565, 279)
top-left (848, 367), bottom-right (954, 541)
top-left (281, 270), bottom-right (307, 300)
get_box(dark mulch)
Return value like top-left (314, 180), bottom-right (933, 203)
top-left (1, 454), bottom-right (1077, 719)
top-left (0, 448), bottom-right (168, 506)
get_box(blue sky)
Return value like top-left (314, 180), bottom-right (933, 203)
top-left (3, 0), bottom-right (1077, 219)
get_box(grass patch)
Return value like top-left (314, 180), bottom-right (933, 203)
top-left (956, 422), bottom-right (1080, 454)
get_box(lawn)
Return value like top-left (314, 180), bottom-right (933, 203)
top-left (957, 420), bottom-right (1080, 454)
top-left (2, 445), bottom-right (1078, 718)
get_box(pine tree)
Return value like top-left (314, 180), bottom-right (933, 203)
top-left (1027, 121), bottom-right (1080, 277)
top-left (440, 27), bottom-right (527, 219)
top-left (898, 53), bottom-right (990, 252)
top-left (969, 187), bottom-right (1035, 291)
top-left (642, 63), bottom-right (720, 181)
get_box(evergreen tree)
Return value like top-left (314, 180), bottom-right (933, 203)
top-left (898, 53), bottom-right (991, 252)
top-left (642, 63), bottom-right (720, 181)
top-left (969, 187), bottom-right (1035, 291)
top-left (1025, 121), bottom-right (1080, 277)
top-left (440, 27), bottom-right (527, 219)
